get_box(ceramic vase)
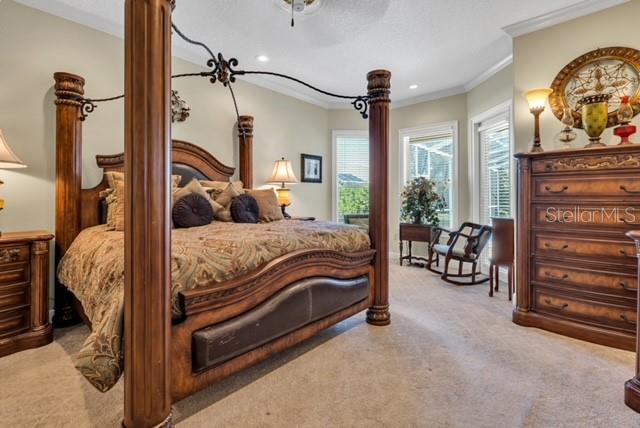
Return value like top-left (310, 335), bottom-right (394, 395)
top-left (581, 94), bottom-right (610, 147)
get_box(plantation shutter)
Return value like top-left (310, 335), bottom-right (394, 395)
top-left (336, 135), bottom-right (369, 223)
top-left (406, 129), bottom-right (454, 228)
top-left (478, 116), bottom-right (511, 269)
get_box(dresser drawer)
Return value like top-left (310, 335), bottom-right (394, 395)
top-left (532, 261), bottom-right (637, 299)
top-left (533, 204), bottom-right (640, 230)
top-left (0, 285), bottom-right (29, 312)
top-left (0, 245), bottom-right (29, 265)
top-left (534, 289), bottom-right (637, 333)
top-left (0, 308), bottom-right (29, 338)
top-left (532, 175), bottom-right (640, 200)
top-left (531, 152), bottom-right (640, 174)
top-left (0, 263), bottom-right (29, 287)
top-left (534, 233), bottom-right (637, 266)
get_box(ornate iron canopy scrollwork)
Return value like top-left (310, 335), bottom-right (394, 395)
top-left (77, 22), bottom-right (373, 122)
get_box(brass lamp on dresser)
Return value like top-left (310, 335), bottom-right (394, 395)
top-left (514, 145), bottom-right (640, 351)
top-left (0, 231), bottom-right (54, 357)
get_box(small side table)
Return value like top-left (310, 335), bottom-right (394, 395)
top-left (0, 231), bottom-right (54, 357)
top-left (399, 223), bottom-right (432, 266)
top-left (489, 218), bottom-right (514, 299)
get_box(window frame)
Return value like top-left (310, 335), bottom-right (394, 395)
top-left (469, 100), bottom-right (515, 224)
top-left (399, 121), bottom-right (459, 228)
top-left (331, 129), bottom-right (369, 222)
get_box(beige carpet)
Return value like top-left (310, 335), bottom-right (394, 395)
top-left (1, 265), bottom-right (638, 427)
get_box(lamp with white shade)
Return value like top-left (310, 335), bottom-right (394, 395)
top-left (268, 157), bottom-right (298, 218)
top-left (0, 130), bottom-right (27, 235)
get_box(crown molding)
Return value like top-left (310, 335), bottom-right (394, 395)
top-left (502, 0), bottom-right (630, 38)
top-left (464, 54), bottom-right (512, 92)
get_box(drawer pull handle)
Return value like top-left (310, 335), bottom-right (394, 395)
top-left (544, 298), bottom-right (568, 310)
top-left (544, 271), bottom-right (569, 281)
top-left (545, 185), bottom-right (568, 194)
top-left (544, 242), bottom-right (569, 250)
top-left (620, 249), bottom-right (636, 258)
top-left (620, 185), bottom-right (640, 194)
top-left (545, 213), bottom-right (571, 222)
top-left (0, 248), bottom-right (21, 264)
top-left (620, 314), bottom-right (636, 325)
top-left (620, 282), bottom-right (638, 292)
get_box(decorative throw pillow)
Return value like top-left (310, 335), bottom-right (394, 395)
top-left (105, 180), bottom-right (125, 231)
top-left (172, 193), bottom-right (214, 228)
top-left (244, 188), bottom-right (284, 222)
top-left (230, 194), bottom-right (260, 223)
top-left (209, 182), bottom-right (241, 208)
top-left (200, 180), bottom-right (244, 194)
top-left (173, 178), bottom-right (220, 215)
top-left (102, 172), bottom-right (182, 230)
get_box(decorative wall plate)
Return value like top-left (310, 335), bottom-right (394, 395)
top-left (549, 47), bottom-right (640, 129)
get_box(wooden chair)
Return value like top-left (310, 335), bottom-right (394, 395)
top-left (426, 222), bottom-right (492, 285)
top-left (488, 218), bottom-right (514, 300)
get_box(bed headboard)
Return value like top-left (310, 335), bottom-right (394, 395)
top-left (53, 72), bottom-right (254, 239)
top-left (79, 139), bottom-right (236, 229)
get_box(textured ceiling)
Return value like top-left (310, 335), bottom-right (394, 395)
top-left (16, 0), bottom-right (587, 107)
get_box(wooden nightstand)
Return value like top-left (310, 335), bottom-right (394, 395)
top-left (0, 231), bottom-right (54, 357)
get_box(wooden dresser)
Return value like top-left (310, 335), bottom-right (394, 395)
top-left (0, 231), bottom-right (54, 357)
top-left (514, 146), bottom-right (640, 350)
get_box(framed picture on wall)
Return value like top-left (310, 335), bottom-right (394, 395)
top-left (301, 154), bottom-right (322, 183)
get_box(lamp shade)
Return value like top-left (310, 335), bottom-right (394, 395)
top-left (268, 157), bottom-right (298, 184)
top-left (524, 88), bottom-right (553, 110)
top-left (0, 130), bottom-right (26, 169)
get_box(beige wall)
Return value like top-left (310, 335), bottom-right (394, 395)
top-left (513, 0), bottom-right (640, 154)
top-left (467, 65), bottom-right (513, 119)
top-left (0, 0), bottom-right (331, 240)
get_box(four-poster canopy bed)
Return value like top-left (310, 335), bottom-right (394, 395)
top-left (53, 1), bottom-right (390, 426)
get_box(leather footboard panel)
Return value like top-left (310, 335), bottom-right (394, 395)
top-left (192, 275), bottom-right (369, 373)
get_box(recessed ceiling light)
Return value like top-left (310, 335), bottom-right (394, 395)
top-left (409, 84), bottom-right (419, 90)
top-left (256, 55), bottom-right (270, 63)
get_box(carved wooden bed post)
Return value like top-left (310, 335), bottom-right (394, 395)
top-left (238, 115), bottom-right (254, 188)
top-left (366, 70), bottom-right (391, 326)
top-left (123, 0), bottom-right (174, 426)
top-left (53, 72), bottom-right (85, 327)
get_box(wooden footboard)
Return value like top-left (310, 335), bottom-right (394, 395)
top-left (171, 249), bottom-right (375, 401)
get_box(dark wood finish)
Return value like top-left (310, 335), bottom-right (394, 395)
top-left (123, 0), bottom-right (173, 426)
top-left (625, 230), bottom-right (640, 413)
top-left (489, 218), bottom-right (514, 299)
top-left (366, 69), bottom-right (391, 326)
top-left (53, 72), bottom-right (84, 328)
top-left (427, 222), bottom-right (492, 285)
top-left (54, 55), bottom-right (390, 424)
top-left (238, 115), bottom-right (254, 188)
top-left (0, 231), bottom-right (54, 357)
top-left (514, 145), bottom-right (640, 351)
top-left (172, 249), bottom-right (375, 399)
top-left (399, 223), bottom-right (432, 266)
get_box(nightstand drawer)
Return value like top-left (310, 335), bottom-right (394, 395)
top-left (0, 245), bottom-right (29, 265)
top-left (0, 285), bottom-right (29, 312)
top-left (0, 263), bottom-right (29, 287)
top-left (0, 309), bottom-right (29, 338)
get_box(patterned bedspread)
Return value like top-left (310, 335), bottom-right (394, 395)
top-left (57, 220), bottom-right (370, 392)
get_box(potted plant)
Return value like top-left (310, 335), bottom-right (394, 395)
top-left (400, 177), bottom-right (445, 226)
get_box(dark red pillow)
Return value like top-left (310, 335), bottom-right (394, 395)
top-left (172, 193), bottom-right (214, 228)
top-left (230, 194), bottom-right (260, 223)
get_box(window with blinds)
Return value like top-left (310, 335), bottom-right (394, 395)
top-left (477, 115), bottom-right (511, 270)
top-left (403, 127), bottom-right (454, 228)
top-left (334, 133), bottom-right (369, 223)
top-left (479, 120), bottom-right (511, 224)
